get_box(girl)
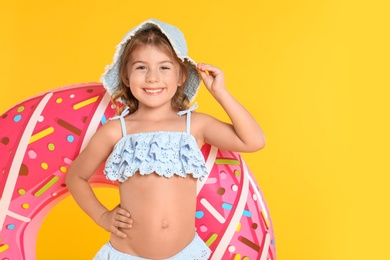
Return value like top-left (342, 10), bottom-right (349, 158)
top-left (66, 18), bottom-right (265, 260)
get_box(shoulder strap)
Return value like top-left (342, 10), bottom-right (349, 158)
top-left (109, 107), bottom-right (130, 137)
top-left (177, 103), bottom-right (198, 134)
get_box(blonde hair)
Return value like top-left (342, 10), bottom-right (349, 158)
top-left (112, 28), bottom-right (190, 115)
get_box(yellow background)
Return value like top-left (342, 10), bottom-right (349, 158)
top-left (1, 0), bottom-right (389, 259)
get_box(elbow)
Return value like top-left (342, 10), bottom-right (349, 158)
top-left (248, 135), bottom-right (266, 152)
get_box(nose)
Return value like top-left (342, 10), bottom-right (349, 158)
top-left (146, 69), bottom-right (159, 83)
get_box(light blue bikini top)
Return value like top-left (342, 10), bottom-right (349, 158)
top-left (104, 104), bottom-right (208, 183)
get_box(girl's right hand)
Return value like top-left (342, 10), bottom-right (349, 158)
top-left (97, 205), bottom-right (133, 238)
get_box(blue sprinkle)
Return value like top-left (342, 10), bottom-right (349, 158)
top-left (7, 224), bottom-right (15, 230)
top-left (101, 115), bottom-right (107, 125)
top-left (243, 210), bottom-right (252, 217)
top-left (14, 114), bottom-right (22, 122)
top-left (67, 135), bottom-right (75, 142)
top-left (222, 203), bottom-right (233, 210)
top-left (195, 211), bottom-right (204, 219)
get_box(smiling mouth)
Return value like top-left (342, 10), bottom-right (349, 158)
top-left (144, 88), bottom-right (163, 94)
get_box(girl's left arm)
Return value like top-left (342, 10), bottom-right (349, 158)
top-left (196, 63), bottom-right (266, 152)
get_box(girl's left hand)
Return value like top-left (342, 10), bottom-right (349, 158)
top-left (197, 63), bottom-right (226, 95)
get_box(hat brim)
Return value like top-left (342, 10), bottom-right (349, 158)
top-left (101, 18), bottom-right (201, 103)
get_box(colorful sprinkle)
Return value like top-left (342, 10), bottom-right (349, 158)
top-left (13, 114), bottom-right (22, 122)
top-left (101, 114), bottom-right (107, 125)
top-left (215, 159), bottom-right (240, 165)
top-left (27, 149), bottom-right (37, 159)
top-left (1, 137), bottom-right (9, 145)
top-left (63, 157), bottom-right (73, 165)
top-left (261, 210), bottom-right (270, 228)
top-left (73, 96), bottom-right (99, 110)
top-left (217, 187), bottom-right (225, 195)
top-left (56, 98), bottom-right (63, 103)
top-left (222, 202), bottom-right (233, 210)
top-left (34, 176), bottom-right (60, 197)
top-left (48, 143), bottom-right (55, 151)
top-left (232, 184), bottom-right (238, 191)
top-left (205, 233), bottom-right (218, 247)
top-left (243, 209), bottom-right (252, 217)
top-left (57, 119), bottom-right (82, 135)
top-left (252, 193), bottom-right (258, 200)
top-left (236, 222), bottom-right (242, 232)
top-left (234, 170), bottom-right (240, 177)
top-left (205, 177), bottom-right (217, 184)
top-left (29, 127), bottom-right (54, 144)
top-left (0, 243), bottom-right (9, 253)
top-left (238, 236), bottom-right (260, 251)
top-left (41, 163), bottom-right (48, 170)
top-left (7, 224), bottom-right (15, 230)
top-left (67, 135), bottom-right (75, 142)
top-left (195, 210), bottom-right (204, 219)
top-left (233, 254), bottom-right (241, 260)
top-left (19, 164), bottom-right (29, 176)
top-left (17, 106), bottom-right (25, 112)
top-left (199, 225), bottom-right (208, 232)
top-left (60, 166), bottom-right (67, 173)
top-left (70, 94), bottom-right (75, 98)
top-left (228, 245), bottom-right (236, 252)
top-left (22, 203), bottom-right (30, 209)
top-left (18, 189), bottom-right (26, 195)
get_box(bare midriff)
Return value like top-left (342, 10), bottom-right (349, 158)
top-left (109, 172), bottom-right (197, 259)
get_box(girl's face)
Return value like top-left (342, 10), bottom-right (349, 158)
top-left (126, 45), bottom-right (185, 110)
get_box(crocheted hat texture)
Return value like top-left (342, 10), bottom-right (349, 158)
top-left (101, 18), bottom-right (201, 102)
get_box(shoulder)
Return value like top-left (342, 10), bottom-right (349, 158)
top-left (191, 111), bottom-right (218, 126)
top-left (88, 118), bottom-right (124, 149)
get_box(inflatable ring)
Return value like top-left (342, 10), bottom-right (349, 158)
top-left (0, 83), bottom-right (276, 259)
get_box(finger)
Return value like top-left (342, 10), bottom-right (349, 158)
top-left (115, 212), bottom-right (133, 223)
top-left (111, 227), bottom-right (128, 238)
top-left (116, 208), bottom-right (131, 218)
top-left (115, 217), bottom-right (133, 228)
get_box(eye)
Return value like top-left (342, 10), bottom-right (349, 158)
top-left (136, 65), bottom-right (146, 70)
top-left (161, 66), bottom-right (170, 70)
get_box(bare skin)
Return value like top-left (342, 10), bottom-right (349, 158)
top-left (66, 44), bottom-right (266, 258)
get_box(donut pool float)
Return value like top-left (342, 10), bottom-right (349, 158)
top-left (0, 83), bottom-right (276, 259)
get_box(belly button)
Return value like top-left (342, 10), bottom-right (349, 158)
top-left (161, 220), bottom-right (169, 229)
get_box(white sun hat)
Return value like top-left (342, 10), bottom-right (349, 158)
top-left (101, 18), bottom-right (201, 102)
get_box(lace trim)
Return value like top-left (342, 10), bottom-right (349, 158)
top-left (104, 131), bottom-right (208, 182)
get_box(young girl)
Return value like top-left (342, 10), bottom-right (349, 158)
top-left (66, 18), bottom-right (265, 260)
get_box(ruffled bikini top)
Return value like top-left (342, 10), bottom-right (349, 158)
top-left (104, 104), bottom-right (208, 183)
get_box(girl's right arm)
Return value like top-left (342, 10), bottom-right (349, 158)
top-left (66, 121), bottom-right (132, 238)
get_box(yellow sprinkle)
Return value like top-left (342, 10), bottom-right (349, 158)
top-left (56, 98), bottom-right (63, 103)
top-left (261, 210), bottom-right (270, 229)
top-left (233, 254), bottom-right (241, 260)
top-left (73, 96), bottom-right (99, 110)
top-left (41, 163), bottom-right (48, 170)
top-left (0, 244), bottom-right (9, 253)
top-left (29, 127), bottom-right (54, 144)
top-left (22, 203), bottom-right (30, 209)
top-left (60, 166), bottom-right (67, 173)
top-left (236, 222), bottom-right (242, 232)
